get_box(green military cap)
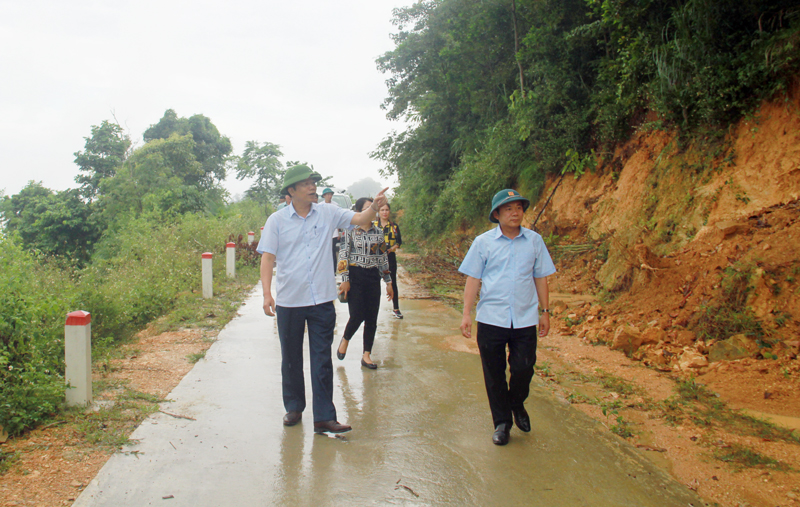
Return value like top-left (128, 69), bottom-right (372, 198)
top-left (281, 164), bottom-right (322, 195)
top-left (322, 187), bottom-right (334, 195)
top-left (489, 189), bottom-right (530, 223)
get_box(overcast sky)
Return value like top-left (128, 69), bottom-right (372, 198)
top-left (0, 0), bottom-right (410, 198)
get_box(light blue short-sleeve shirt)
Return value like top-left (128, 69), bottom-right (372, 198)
top-left (458, 226), bottom-right (556, 329)
top-left (257, 202), bottom-right (355, 307)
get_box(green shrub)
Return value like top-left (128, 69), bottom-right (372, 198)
top-left (695, 263), bottom-right (764, 340)
top-left (0, 233), bottom-right (75, 436)
top-left (79, 206), bottom-right (263, 343)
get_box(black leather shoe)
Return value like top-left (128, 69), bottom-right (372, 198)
top-left (283, 411), bottom-right (302, 426)
top-left (314, 420), bottom-right (352, 433)
top-left (336, 338), bottom-right (348, 360)
top-left (513, 407), bottom-right (531, 432)
top-left (361, 358), bottom-right (378, 369)
top-left (492, 423), bottom-right (511, 445)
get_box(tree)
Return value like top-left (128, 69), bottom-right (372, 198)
top-left (74, 120), bottom-right (131, 201)
top-left (0, 182), bottom-right (99, 263)
top-left (375, 0), bottom-right (519, 178)
top-left (235, 141), bottom-right (285, 204)
top-left (373, 0), bottom-right (522, 238)
top-left (143, 110), bottom-right (233, 188)
top-left (100, 134), bottom-right (211, 219)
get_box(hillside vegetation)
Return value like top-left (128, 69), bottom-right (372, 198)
top-left (374, 0), bottom-right (800, 240)
top-left (375, 0), bottom-right (800, 367)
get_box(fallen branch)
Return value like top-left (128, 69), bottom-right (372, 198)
top-left (39, 420), bottom-right (68, 430)
top-left (395, 484), bottom-right (420, 498)
top-left (635, 444), bottom-right (667, 452)
top-left (159, 410), bottom-right (196, 421)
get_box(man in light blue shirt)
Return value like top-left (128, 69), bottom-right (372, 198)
top-left (459, 189), bottom-right (556, 445)
top-left (257, 164), bottom-right (388, 434)
top-left (276, 193), bottom-right (291, 210)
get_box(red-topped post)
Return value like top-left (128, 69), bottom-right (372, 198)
top-left (65, 311), bottom-right (92, 407)
top-left (226, 242), bottom-right (236, 278)
top-left (202, 252), bottom-right (213, 298)
top-left (247, 231), bottom-right (255, 245)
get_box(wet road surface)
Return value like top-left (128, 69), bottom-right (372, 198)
top-left (74, 280), bottom-right (703, 506)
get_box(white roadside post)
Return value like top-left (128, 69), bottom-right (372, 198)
top-left (226, 242), bottom-right (236, 278)
top-left (65, 311), bottom-right (92, 407)
top-left (202, 252), bottom-right (213, 299)
top-left (247, 231), bottom-right (255, 245)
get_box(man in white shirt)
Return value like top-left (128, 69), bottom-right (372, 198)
top-left (257, 165), bottom-right (388, 433)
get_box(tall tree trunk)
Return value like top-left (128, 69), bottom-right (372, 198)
top-left (512, 0), bottom-right (525, 98)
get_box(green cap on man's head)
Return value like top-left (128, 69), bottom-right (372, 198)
top-left (281, 164), bottom-right (322, 195)
top-left (489, 189), bottom-right (530, 223)
top-left (322, 187), bottom-right (334, 196)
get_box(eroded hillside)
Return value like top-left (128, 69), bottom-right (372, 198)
top-left (533, 90), bottom-right (800, 419)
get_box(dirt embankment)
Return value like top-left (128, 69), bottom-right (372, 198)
top-left (530, 91), bottom-right (800, 506)
top-left (535, 88), bottom-right (800, 411)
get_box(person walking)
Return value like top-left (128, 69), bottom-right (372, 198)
top-left (375, 203), bottom-right (403, 319)
top-left (336, 197), bottom-right (394, 369)
top-left (277, 193), bottom-right (291, 210)
top-left (257, 165), bottom-right (388, 434)
top-left (458, 189), bottom-right (556, 446)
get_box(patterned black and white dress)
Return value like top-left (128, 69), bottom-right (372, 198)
top-left (337, 225), bottom-right (392, 354)
top-left (337, 225), bottom-right (392, 284)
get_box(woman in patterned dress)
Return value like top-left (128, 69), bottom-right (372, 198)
top-left (336, 197), bottom-right (394, 369)
top-left (376, 203), bottom-right (403, 318)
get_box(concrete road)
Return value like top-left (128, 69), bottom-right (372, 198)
top-left (74, 281), bottom-right (703, 507)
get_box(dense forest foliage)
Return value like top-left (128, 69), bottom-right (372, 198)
top-left (373, 0), bottom-right (800, 239)
top-left (0, 110), bottom-right (289, 436)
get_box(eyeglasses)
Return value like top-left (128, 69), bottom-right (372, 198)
top-left (296, 179), bottom-right (317, 188)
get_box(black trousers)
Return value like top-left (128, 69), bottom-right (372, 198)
top-left (388, 252), bottom-right (399, 310)
top-left (343, 266), bottom-right (381, 353)
top-left (332, 238), bottom-right (340, 273)
top-left (476, 322), bottom-right (538, 428)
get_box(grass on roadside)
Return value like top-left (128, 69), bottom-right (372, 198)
top-left (664, 378), bottom-right (799, 444)
top-left (150, 265), bottom-right (260, 334)
top-left (187, 351), bottom-right (207, 363)
top-left (75, 267), bottom-right (259, 450)
top-left (0, 448), bottom-right (19, 475)
top-left (714, 443), bottom-right (791, 471)
top-left (70, 386), bottom-right (163, 449)
top-left (541, 365), bottom-right (645, 440)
